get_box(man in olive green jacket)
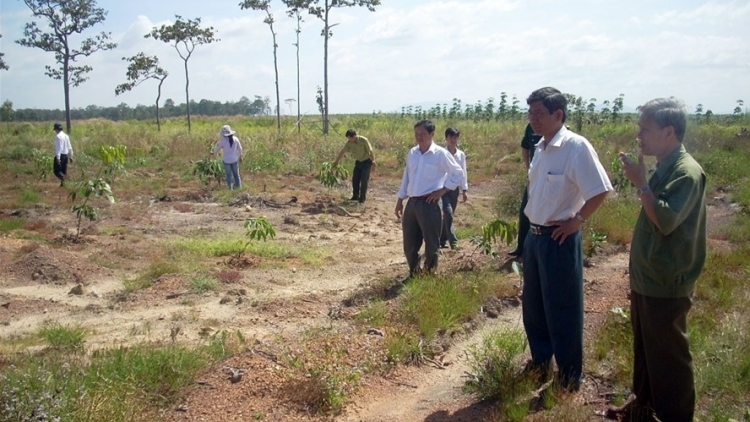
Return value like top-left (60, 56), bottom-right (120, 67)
top-left (617, 98), bottom-right (706, 422)
top-left (334, 129), bottom-right (376, 203)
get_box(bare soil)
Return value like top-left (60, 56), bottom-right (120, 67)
top-left (0, 175), bottom-right (733, 421)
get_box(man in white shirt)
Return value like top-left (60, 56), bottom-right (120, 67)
top-left (395, 120), bottom-right (464, 279)
top-left (440, 127), bottom-right (468, 249)
top-left (522, 87), bottom-right (613, 391)
top-left (53, 122), bottom-right (74, 187)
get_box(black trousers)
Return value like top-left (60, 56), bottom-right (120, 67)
top-left (54, 154), bottom-right (69, 181)
top-left (631, 291), bottom-right (695, 422)
top-left (352, 159), bottom-right (372, 201)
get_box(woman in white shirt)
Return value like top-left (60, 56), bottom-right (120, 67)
top-left (211, 125), bottom-right (244, 190)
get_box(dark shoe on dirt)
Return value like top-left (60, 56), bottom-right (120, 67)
top-left (439, 244), bottom-right (449, 249)
top-left (349, 196), bottom-right (359, 201)
top-left (507, 248), bottom-right (522, 258)
top-left (450, 242), bottom-right (459, 250)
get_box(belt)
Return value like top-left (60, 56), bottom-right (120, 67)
top-left (410, 195), bottom-right (430, 201)
top-left (529, 224), bottom-right (557, 235)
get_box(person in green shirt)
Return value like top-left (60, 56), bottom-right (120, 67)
top-left (614, 98), bottom-right (706, 422)
top-left (333, 129), bottom-right (376, 203)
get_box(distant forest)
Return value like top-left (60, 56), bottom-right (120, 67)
top-left (4, 96), bottom-right (273, 122)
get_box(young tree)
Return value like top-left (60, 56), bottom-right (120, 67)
top-left (16, 0), bottom-right (117, 133)
top-left (115, 53), bottom-right (168, 130)
top-left (282, 0), bottom-right (380, 135)
top-left (0, 100), bottom-right (14, 124)
top-left (0, 34), bottom-right (9, 70)
top-left (734, 99), bottom-right (745, 117)
top-left (146, 16), bottom-right (218, 132)
top-left (240, 0), bottom-right (281, 133)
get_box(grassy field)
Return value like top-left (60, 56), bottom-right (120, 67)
top-left (1, 113), bottom-right (749, 421)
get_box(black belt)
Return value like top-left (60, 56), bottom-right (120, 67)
top-left (529, 224), bottom-right (557, 235)
top-left (410, 195), bottom-right (430, 201)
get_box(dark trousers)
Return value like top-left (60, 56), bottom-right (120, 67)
top-left (54, 154), bottom-right (69, 181)
top-left (515, 186), bottom-right (530, 252)
top-left (522, 229), bottom-right (584, 388)
top-left (440, 188), bottom-right (460, 246)
top-left (352, 159), bottom-right (372, 201)
top-left (631, 291), bottom-right (695, 422)
top-left (402, 197), bottom-right (442, 275)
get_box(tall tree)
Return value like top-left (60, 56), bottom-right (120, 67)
top-left (0, 34), bottom-right (9, 70)
top-left (16, 0), bottom-right (117, 132)
top-left (146, 16), bottom-right (218, 132)
top-left (293, 11), bottom-right (302, 133)
top-left (282, 0), bottom-right (380, 135)
top-left (115, 53), bottom-right (169, 130)
top-left (240, 0), bottom-right (281, 133)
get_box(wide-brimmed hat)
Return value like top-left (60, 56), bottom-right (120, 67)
top-left (53, 122), bottom-right (63, 130)
top-left (220, 125), bottom-right (236, 137)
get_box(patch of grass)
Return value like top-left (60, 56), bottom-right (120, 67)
top-left (354, 299), bottom-right (388, 327)
top-left (463, 328), bottom-right (533, 421)
top-left (38, 323), bottom-right (86, 353)
top-left (587, 307), bottom-right (633, 386)
top-left (587, 195), bottom-right (639, 246)
top-left (0, 331), bottom-right (242, 422)
top-left (399, 273), bottom-right (487, 341)
top-left (189, 274), bottom-right (218, 294)
top-left (19, 185), bottom-right (42, 204)
top-left (124, 260), bottom-right (181, 292)
top-left (0, 217), bottom-right (24, 232)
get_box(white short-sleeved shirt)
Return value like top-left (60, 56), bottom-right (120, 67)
top-left (54, 132), bottom-right (74, 160)
top-left (212, 136), bottom-right (243, 164)
top-left (450, 148), bottom-right (469, 192)
top-left (524, 126), bottom-right (613, 226)
top-left (397, 141), bottom-right (464, 199)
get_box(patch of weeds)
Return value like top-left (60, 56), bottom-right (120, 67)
top-left (0, 217), bottom-right (24, 232)
top-left (384, 327), bottom-right (424, 365)
top-left (124, 260), bottom-right (180, 292)
top-left (215, 269), bottom-right (243, 283)
top-left (354, 299), bottom-right (388, 327)
top-left (463, 328), bottom-right (531, 421)
top-left (587, 196), bottom-right (639, 245)
top-left (38, 323), bottom-right (86, 353)
top-left (19, 185), bottom-right (42, 204)
top-left (189, 274), bottom-right (218, 294)
top-left (399, 273), bottom-right (484, 341)
top-left (588, 306), bottom-right (632, 386)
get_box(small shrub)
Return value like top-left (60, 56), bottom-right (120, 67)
top-left (38, 323), bottom-right (86, 353)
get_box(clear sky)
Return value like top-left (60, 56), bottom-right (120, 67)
top-left (0, 0), bottom-right (748, 115)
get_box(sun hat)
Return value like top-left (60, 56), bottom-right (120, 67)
top-left (220, 125), bottom-right (236, 137)
top-left (53, 122), bottom-right (63, 130)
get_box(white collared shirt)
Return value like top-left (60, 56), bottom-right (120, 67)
top-left (525, 126), bottom-right (613, 225)
top-left (212, 135), bottom-right (244, 164)
top-left (397, 141), bottom-right (464, 199)
top-left (54, 131), bottom-right (73, 160)
top-left (448, 147), bottom-right (469, 192)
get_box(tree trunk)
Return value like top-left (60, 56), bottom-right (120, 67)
top-left (323, 1), bottom-right (330, 135)
top-left (184, 60), bottom-right (191, 132)
top-left (156, 77), bottom-right (165, 131)
top-left (63, 52), bottom-right (71, 133)
top-left (296, 12), bottom-right (301, 134)
top-left (270, 19), bottom-right (281, 133)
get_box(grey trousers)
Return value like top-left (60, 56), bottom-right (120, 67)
top-left (402, 197), bottom-right (442, 275)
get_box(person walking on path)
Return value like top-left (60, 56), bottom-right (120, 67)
top-left (211, 125), bottom-right (244, 190)
top-left (507, 123), bottom-right (541, 258)
top-left (333, 129), bottom-right (375, 203)
top-left (395, 120), bottom-right (464, 279)
top-left (521, 87), bottom-right (613, 391)
top-left (53, 122), bottom-right (74, 187)
top-left (612, 98), bottom-right (706, 422)
top-left (440, 127), bottom-right (468, 250)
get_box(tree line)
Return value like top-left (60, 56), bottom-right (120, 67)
top-left (0, 96), bottom-right (272, 123)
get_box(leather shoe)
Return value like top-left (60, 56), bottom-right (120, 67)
top-left (507, 248), bottom-right (522, 258)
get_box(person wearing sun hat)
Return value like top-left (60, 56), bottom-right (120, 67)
top-left (52, 122), bottom-right (74, 187)
top-left (211, 125), bottom-right (244, 189)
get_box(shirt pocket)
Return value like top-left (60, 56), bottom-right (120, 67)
top-left (543, 173), bottom-right (566, 201)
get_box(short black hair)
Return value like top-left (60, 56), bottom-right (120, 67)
top-left (445, 127), bottom-right (460, 138)
top-left (526, 87), bottom-right (567, 123)
top-left (53, 122), bottom-right (63, 130)
top-left (345, 129), bottom-right (356, 137)
top-left (414, 119), bottom-right (435, 133)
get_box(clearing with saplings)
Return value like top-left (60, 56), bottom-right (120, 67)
top-left (1, 113), bottom-right (749, 422)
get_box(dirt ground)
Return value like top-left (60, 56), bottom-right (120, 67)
top-left (0, 174), bottom-right (732, 422)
